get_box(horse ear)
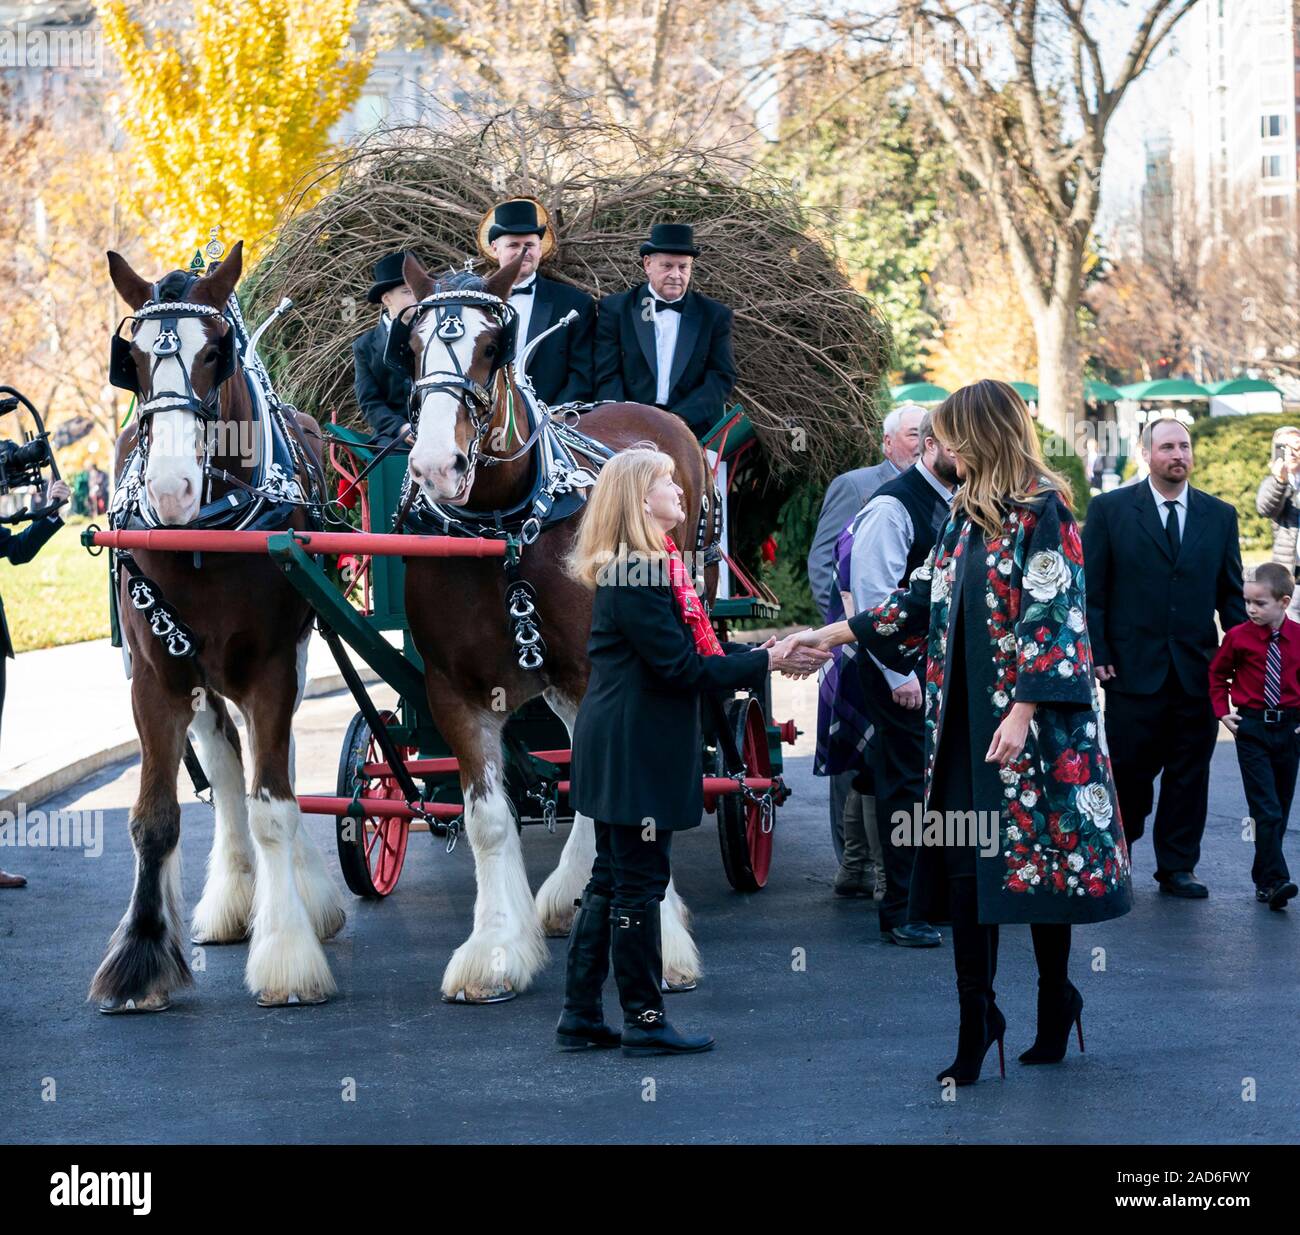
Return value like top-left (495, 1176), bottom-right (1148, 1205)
top-left (403, 252), bottom-right (434, 301)
top-left (196, 240), bottom-right (243, 306)
top-left (107, 251), bottom-right (152, 311)
top-left (485, 253), bottom-right (523, 302)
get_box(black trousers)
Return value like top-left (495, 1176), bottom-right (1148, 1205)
top-left (586, 820), bottom-right (674, 908)
top-left (1104, 667), bottom-right (1218, 880)
top-left (1234, 715), bottom-right (1298, 889)
top-left (858, 659), bottom-right (925, 932)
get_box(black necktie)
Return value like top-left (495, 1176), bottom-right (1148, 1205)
top-left (1163, 499), bottom-right (1181, 557)
top-left (653, 297), bottom-right (684, 314)
top-left (511, 282), bottom-right (536, 296)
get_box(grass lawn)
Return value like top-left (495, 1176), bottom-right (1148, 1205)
top-left (0, 515), bottom-right (111, 653)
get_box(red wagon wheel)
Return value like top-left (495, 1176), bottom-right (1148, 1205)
top-left (335, 709), bottom-right (416, 898)
top-left (715, 695), bottom-right (775, 892)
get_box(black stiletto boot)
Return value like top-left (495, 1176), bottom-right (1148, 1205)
top-left (938, 904), bottom-right (1004, 1085)
top-left (1019, 923), bottom-right (1083, 1065)
top-left (555, 891), bottom-right (621, 1050)
top-left (1018, 982), bottom-right (1085, 1065)
top-left (611, 903), bottom-right (713, 1057)
top-left (937, 997), bottom-right (1006, 1085)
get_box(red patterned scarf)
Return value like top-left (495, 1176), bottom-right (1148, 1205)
top-left (664, 534), bottom-right (723, 656)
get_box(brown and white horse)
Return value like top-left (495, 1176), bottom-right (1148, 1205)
top-left (92, 243), bottom-right (346, 1012)
top-left (397, 253), bottom-right (709, 1002)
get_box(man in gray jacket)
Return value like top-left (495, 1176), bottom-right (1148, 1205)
top-left (1257, 424), bottom-right (1300, 622)
top-left (807, 403), bottom-right (924, 870)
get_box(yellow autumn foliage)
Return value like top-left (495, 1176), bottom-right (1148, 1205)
top-left (924, 260), bottom-right (1039, 393)
top-left (96, 0), bottom-right (374, 265)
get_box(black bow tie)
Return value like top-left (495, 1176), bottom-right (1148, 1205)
top-left (653, 296), bottom-right (685, 314)
top-left (512, 282), bottom-right (536, 297)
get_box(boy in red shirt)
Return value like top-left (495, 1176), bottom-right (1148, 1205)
top-left (1210, 561), bottom-right (1300, 910)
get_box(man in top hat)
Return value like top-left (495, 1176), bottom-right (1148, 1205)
top-left (479, 199), bottom-right (596, 407)
top-left (593, 222), bottom-right (737, 438)
top-left (352, 251), bottom-right (417, 445)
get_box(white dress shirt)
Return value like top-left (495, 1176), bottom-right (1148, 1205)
top-left (1148, 476), bottom-right (1188, 538)
top-left (850, 460), bottom-right (955, 690)
top-left (649, 287), bottom-right (685, 405)
top-left (509, 272), bottom-right (539, 345)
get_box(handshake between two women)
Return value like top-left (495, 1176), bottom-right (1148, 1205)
top-left (756, 630), bottom-right (833, 680)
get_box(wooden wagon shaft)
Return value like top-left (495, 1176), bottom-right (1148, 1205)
top-left (85, 528), bottom-right (506, 558)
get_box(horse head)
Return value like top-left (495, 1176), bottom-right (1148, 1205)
top-left (399, 251), bottom-right (521, 507)
top-left (107, 242), bottom-right (244, 525)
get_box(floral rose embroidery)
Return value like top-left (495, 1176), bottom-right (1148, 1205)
top-left (1075, 782), bottom-right (1113, 830)
top-left (1024, 549), bottom-right (1072, 602)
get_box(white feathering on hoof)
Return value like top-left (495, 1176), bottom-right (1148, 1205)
top-left (442, 773), bottom-right (548, 998)
top-left (535, 811), bottom-right (596, 937)
top-left (291, 823), bottom-right (347, 941)
top-left (245, 794), bottom-right (336, 1002)
top-left (189, 701), bottom-right (255, 944)
top-left (661, 878), bottom-right (701, 985)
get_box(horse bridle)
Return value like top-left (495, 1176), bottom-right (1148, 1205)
top-left (387, 289), bottom-right (519, 474)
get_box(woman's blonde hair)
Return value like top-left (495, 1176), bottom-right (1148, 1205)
top-left (564, 442), bottom-right (675, 588)
top-left (931, 379), bottom-right (1072, 540)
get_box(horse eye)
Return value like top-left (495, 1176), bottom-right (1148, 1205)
top-left (484, 343), bottom-right (498, 359)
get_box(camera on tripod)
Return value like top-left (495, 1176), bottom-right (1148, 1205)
top-left (0, 386), bottom-right (62, 520)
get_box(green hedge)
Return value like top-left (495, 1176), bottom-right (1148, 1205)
top-left (1037, 424), bottom-right (1091, 520)
top-left (1190, 413), bottom-right (1293, 552)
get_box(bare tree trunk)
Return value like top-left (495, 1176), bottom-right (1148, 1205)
top-left (1032, 292), bottom-right (1082, 439)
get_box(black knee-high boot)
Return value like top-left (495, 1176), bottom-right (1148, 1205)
top-left (611, 902), bottom-right (713, 1057)
top-left (1019, 924), bottom-right (1083, 1064)
top-left (555, 889), bottom-right (621, 1050)
top-left (937, 879), bottom-right (1005, 1085)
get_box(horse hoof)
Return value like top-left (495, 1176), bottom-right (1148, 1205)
top-left (256, 990), bottom-right (329, 1008)
top-left (99, 992), bottom-right (171, 1015)
top-left (317, 909), bottom-right (346, 942)
top-left (441, 985), bottom-right (516, 1005)
top-left (543, 923), bottom-right (572, 939)
top-left (661, 974), bottom-right (698, 994)
top-left (191, 932), bottom-right (249, 947)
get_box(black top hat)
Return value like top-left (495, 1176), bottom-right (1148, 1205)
top-left (640, 223), bottom-right (700, 257)
top-left (367, 251), bottom-right (412, 304)
top-left (488, 200), bottom-right (547, 244)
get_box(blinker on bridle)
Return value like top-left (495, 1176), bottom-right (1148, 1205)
top-left (110, 281), bottom-right (237, 423)
top-left (384, 287), bottom-right (520, 472)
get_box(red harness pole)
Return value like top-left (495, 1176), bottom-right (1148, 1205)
top-left (89, 528), bottom-right (506, 558)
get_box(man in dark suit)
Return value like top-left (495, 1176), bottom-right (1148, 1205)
top-left (0, 477), bottom-right (69, 888)
top-left (1083, 417), bottom-right (1246, 897)
top-left (480, 199), bottom-right (596, 407)
top-left (351, 251), bottom-right (417, 445)
top-left (594, 223), bottom-right (737, 438)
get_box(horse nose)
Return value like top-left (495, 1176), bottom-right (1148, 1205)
top-left (451, 452), bottom-right (468, 477)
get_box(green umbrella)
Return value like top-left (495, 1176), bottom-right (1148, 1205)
top-left (1208, 377), bottom-right (1283, 396)
top-left (1118, 378), bottom-right (1210, 400)
top-left (1085, 379), bottom-right (1124, 402)
top-left (1008, 381), bottom-right (1039, 401)
top-left (890, 382), bottom-right (950, 404)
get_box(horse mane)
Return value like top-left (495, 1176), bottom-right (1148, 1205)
top-left (152, 270), bottom-right (196, 301)
top-left (433, 269), bottom-right (486, 295)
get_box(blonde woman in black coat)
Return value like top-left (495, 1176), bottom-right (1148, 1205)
top-left (559, 444), bottom-right (827, 1056)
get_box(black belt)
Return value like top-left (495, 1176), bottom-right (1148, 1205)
top-left (1238, 706), bottom-right (1300, 724)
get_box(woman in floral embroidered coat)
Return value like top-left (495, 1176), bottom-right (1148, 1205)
top-left (800, 381), bottom-right (1131, 1086)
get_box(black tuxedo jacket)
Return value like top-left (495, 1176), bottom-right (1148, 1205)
top-left (1082, 480), bottom-right (1246, 697)
top-left (352, 321), bottom-right (411, 442)
top-left (593, 284), bottom-right (737, 436)
top-left (514, 276), bottom-right (596, 406)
